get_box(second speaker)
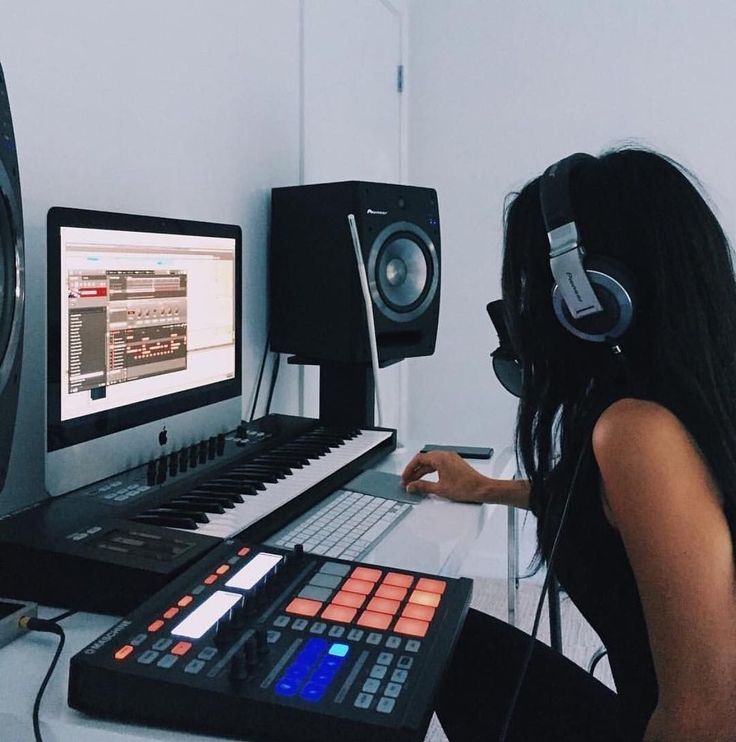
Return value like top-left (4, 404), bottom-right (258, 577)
top-left (270, 180), bottom-right (440, 364)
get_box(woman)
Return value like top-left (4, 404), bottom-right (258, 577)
top-left (401, 149), bottom-right (736, 741)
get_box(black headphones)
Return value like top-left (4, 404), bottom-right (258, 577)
top-left (489, 153), bottom-right (637, 397)
top-left (540, 152), bottom-right (636, 343)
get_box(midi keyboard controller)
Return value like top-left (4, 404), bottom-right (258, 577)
top-left (69, 539), bottom-right (472, 742)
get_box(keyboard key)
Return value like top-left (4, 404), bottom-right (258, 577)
top-left (376, 697), bottom-right (396, 714)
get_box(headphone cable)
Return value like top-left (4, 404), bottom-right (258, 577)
top-left (497, 436), bottom-right (591, 742)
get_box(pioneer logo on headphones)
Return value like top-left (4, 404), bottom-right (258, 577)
top-left (367, 209), bottom-right (388, 215)
top-left (566, 271), bottom-right (584, 304)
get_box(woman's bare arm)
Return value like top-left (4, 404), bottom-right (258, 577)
top-left (593, 398), bottom-right (736, 740)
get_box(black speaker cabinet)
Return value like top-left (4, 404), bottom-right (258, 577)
top-left (0, 63), bottom-right (25, 491)
top-left (270, 181), bottom-right (440, 364)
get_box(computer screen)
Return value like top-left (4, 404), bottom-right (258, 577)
top-left (46, 208), bottom-right (242, 496)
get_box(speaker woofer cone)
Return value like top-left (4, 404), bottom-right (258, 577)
top-left (368, 221), bottom-right (438, 323)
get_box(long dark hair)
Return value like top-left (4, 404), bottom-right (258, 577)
top-left (501, 147), bottom-right (736, 560)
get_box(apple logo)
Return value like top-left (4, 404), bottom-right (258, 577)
top-left (158, 427), bottom-right (168, 446)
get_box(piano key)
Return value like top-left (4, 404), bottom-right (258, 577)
top-left (168, 429), bottom-right (393, 539)
top-left (133, 513), bottom-right (199, 530)
top-left (148, 507), bottom-right (210, 524)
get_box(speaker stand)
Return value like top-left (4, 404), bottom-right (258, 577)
top-left (287, 356), bottom-right (401, 429)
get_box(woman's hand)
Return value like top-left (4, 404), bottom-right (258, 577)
top-left (400, 451), bottom-right (493, 503)
top-left (401, 451), bottom-right (532, 508)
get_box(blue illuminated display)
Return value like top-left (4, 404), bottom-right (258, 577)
top-left (274, 639), bottom-right (349, 703)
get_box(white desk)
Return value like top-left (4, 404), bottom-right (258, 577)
top-left (0, 443), bottom-right (517, 742)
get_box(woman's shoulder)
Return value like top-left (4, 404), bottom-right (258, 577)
top-left (593, 397), bottom-right (681, 440)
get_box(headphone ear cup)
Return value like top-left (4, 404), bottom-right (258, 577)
top-left (552, 254), bottom-right (636, 342)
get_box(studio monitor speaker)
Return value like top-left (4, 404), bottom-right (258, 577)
top-left (270, 181), bottom-right (440, 364)
top-left (0, 63), bottom-right (25, 491)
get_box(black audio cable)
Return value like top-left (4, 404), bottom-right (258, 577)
top-left (249, 331), bottom-right (271, 422)
top-left (497, 437), bottom-right (591, 742)
top-left (18, 615), bottom-right (68, 742)
top-left (265, 352), bottom-right (282, 416)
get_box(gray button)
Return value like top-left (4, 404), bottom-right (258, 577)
top-left (153, 638), bottom-right (173, 652)
top-left (192, 585), bottom-right (206, 595)
top-left (129, 633), bottom-right (148, 647)
top-left (347, 629), bottom-right (364, 641)
top-left (310, 573), bottom-right (343, 589)
top-left (362, 678), bottom-right (381, 694)
top-left (369, 665), bottom-right (387, 680)
top-left (156, 654), bottom-right (179, 669)
top-left (384, 682), bottom-right (402, 698)
top-left (184, 659), bottom-right (206, 674)
top-left (198, 647), bottom-right (218, 661)
top-left (310, 622), bottom-right (327, 635)
top-left (292, 619), bottom-right (308, 631)
top-left (227, 557), bottom-right (239, 565)
top-left (87, 526), bottom-right (102, 535)
top-left (385, 636), bottom-right (402, 649)
top-left (354, 692), bottom-right (374, 709)
top-left (391, 669), bottom-right (409, 684)
top-left (267, 630), bottom-right (281, 644)
top-left (376, 697), bottom-right (396, 714)
top-left (136, 650), bottom-right (159, 665)
top-left (377, 652), bottom-right (394, 666)
top-left (367, 633), bottom-right (382, 645)
top-left (273, 615), bottom-right (291, 628)
top-left (319, 562), bottom-right (351, 577)
top-left (328, 626), bottom-right (345, 638)
top-left (405, 640), bottom-right (421, 653)
top-left (299, 585), bottom-right (333, 601)
top-left (397, 655), bottom-right (414, 670)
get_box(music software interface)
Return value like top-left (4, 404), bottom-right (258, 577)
top-left (60, 227), bottom-right (236, 422)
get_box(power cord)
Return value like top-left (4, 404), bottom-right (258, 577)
top-left (18, 615), bottom-right (68, 742)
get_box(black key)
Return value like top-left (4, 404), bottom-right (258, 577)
top-left (228, 469), bottom-right (280, 484)
top-left (203, 481), bottom-right (253, 498)
top-left (215, 477), bottom-right (267, 491)
top-left (183, 493), bottom-right (236, 509)
top-left (149, 506), bottom-right (209, 524)
top-left (172, 498), bottom-right (227, 514)
top-left (132, 513), bottom-right (198, 530)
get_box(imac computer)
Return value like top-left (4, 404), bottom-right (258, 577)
top-left (46, 208), bottom-right (242, 496)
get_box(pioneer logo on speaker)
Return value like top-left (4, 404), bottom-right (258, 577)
top-left (366, 209), bottom-right (388, 215)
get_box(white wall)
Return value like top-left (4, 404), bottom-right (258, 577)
top-left (405, 0), bottom-right (736, 453)
top-left (0, 0), bottom-right (301, 511)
